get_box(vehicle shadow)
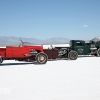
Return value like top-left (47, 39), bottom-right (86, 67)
top-left (48, 58), bottom-right (68, 61)
top-left (0, 61), bottom-right (38, 66)
top-left (0, 56), bottom-right (98, 66)
top-left (0, 58), bottom-right (69, 66)
top-left (78, 55), bottom-right (97, 58)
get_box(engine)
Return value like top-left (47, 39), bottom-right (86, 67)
top-left (58, 48), bottom-right (68, 57)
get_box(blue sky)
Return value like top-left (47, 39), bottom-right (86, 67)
top-left (0, 0), bottom-right (100, 40)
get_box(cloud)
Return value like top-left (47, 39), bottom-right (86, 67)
top-left (83, 24), bottom-right (88, 27)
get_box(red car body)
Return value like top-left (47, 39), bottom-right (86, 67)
top-left (0, 45), bottom-right (43, 59)
top-left (0, 45), bottom-right (59, 64)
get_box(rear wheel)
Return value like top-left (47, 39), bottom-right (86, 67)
top-left (0, 56), bottom-right (3, 64)
top-left (97, 48), bottom-right (100, 56)
top-left (35, 52), bottom-right (48, 64)
top-left (68, 50), bottom-right (78, 60)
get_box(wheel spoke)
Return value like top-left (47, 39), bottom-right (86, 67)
top-left (36, 52), bottom-right (48, 64)
top-left (68, 51), bottom-right (78, 60)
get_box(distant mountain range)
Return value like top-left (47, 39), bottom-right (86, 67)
top-left (0, 36), bottom-right (70, 46)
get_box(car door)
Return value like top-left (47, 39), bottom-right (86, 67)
top-left (12, 47), bottom-right (22, 58)
top-left (74, 42), bottom-right (85, 55)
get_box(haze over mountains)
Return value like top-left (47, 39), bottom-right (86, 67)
top-left (0, 36), bottom-right (70, 46)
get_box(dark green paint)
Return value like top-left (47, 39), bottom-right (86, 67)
top-left (70, 40), bottom-right (91, 55)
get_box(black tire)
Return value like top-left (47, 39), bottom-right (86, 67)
top-left (35, 52), bottom-right (48, 64)
top-left (68, 50), bottom-right (78, 60)
top-left (97, 48), bottom-right (100, 56)
top-left (0, 56), bottom-right (3, 64)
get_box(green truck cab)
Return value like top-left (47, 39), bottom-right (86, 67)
top-left (70, 40), bottom-right (90, 55)
top-left (67, 40), bottom-right (100, 60)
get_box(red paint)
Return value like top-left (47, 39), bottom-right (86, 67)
top-left (0, 45), bottom-right (43, 59)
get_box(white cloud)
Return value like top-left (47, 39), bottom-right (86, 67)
top-left (83, 24), bottom-right (88, 27)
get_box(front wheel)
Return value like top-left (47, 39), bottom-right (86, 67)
top-left (68, 50), bottom-right (78, 60)
top-left (35, 52), bottom-right (48, 64)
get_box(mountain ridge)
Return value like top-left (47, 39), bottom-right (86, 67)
top-left (0, 36), bottom-right (70, 46)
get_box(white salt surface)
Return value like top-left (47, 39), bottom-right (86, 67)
top-left (42, 44), bottom-right (70, 49)
top-left (0, 57), bottom-right (100, 100)
top-left (0, 44), bottom-right (70, 49)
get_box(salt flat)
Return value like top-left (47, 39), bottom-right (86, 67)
top-left (0, 57), bottom-right (100, 100)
